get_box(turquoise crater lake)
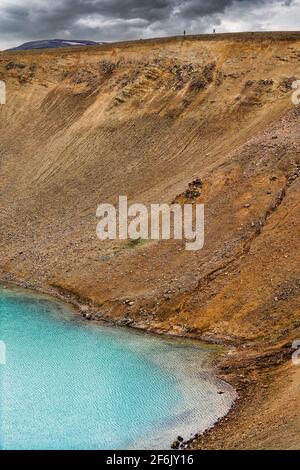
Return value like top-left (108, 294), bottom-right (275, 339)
top-left (0, 285), bottom-right (235, 450)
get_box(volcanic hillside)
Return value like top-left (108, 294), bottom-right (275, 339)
top-left (1, 32), bottom-right (300, 344)
top-left (1, 31), bottom-right (300, 450)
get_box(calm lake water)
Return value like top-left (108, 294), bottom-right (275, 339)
top-left (0, 285), bottom-right (235, 450)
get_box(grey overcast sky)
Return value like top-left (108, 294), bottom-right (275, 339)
top-left (0, 0), bottom-right (299, 50)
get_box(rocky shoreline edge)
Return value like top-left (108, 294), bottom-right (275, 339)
top-left (1, 274), bottom-right (292, 450)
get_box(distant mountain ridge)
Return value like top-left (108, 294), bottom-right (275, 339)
top-left (8, 39), bottom-right (101, 51)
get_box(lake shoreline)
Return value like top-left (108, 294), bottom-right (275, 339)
top-left (0, 276), bottom-right (234, 345)
top-left (0, 276), bottom-right (239, 450)
top-left (1, 275), bottom-right (293, 450)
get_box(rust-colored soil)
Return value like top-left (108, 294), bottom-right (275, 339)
top-left (1, 32), bottom-right (300, 449)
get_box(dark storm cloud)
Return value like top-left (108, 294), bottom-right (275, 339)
top-left (178, 0), bottom-right (263, 17)
top-left (0, 0), bottom-right (297, 49)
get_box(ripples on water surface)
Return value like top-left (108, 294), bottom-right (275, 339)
top-left (0, 286), bottom-right (235, 450)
